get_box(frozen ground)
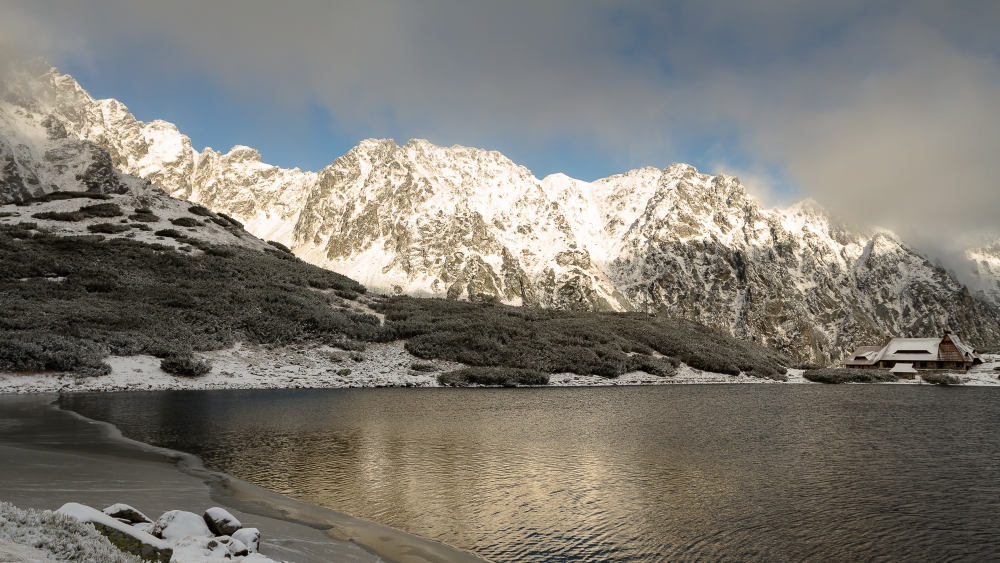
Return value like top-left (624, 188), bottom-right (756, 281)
top-left (2, 344), bottom-right (998, 393)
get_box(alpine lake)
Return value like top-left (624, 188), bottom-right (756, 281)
top-left (60, 385), bottom-right (1000, 563)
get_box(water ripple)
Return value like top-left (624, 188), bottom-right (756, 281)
top-left (62, 386), bottom-right (1000, 563)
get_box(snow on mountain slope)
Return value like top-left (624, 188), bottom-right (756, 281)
top-left (967, 240), bottom-right (1000, 304)
top-left (0, 60), bottom-right (273, 255)
top-left (3, 60), bottom-right (999, 363)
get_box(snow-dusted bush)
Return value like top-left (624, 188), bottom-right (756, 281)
top-left (160, 355), bottom-right (212, 377)
top-left (0, 332), bottom-right (111, 376)
top-left (439, 366), bottom-right (549, 387)
top-left (35, 203), bottom-right (126, 222)
top-left (803, 369), bottom-right (897, 384)
top-left (128, 210), bottom-right (160, 222)
top-left (216, 213), bottom-right (244, 229)
top-left (188, 205), bottom-right (214, 217)
top-left (921, 373), bottom-right (963, 385)
top-left (78, 203), bottom-right (124, 218)
top-left (33, 210), bottom-right (87, 221)
top-left (266, 240), bottom-right (292, 254)
top-left (170, 217), bottom-right (201, 228)
top-left (88, 222), bottom-right (131, 234)
top-left (0, 501), bottom-right (143, 563)
top-left (153, 228), bottom-right (186, 239)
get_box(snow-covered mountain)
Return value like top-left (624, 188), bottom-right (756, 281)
top-left (966, 240), bottom-right (1000, 304)
top-left (3, 60), bottom-right (999, 363)
top-left (0, 60), bottom-right (273, 255)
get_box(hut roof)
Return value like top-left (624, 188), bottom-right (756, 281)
top-left (845, 346), bottom-right (883, 366)
top-left (940, 334), bottom-right (981, 363)
top-left (890, 362), bottom-right (918, 374)
top-left (845, 334), bottom-right (982, 367)
top-left (880, 338), bottom-right (941, 362)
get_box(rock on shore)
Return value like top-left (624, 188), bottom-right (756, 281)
top-left (51, 501), bottom-right (283, 562)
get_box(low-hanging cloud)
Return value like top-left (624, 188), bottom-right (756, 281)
top-left (1, 0), bottom-right (998, 256)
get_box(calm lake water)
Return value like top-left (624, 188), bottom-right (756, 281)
top-left (61, 386), bottom-right (1000, 563)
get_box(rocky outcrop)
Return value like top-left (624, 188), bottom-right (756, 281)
top-left (55, 502), bottom-right (269, 562)
top-left (3, 60), bottom-right (999, 363)
top-left (57, 503), bottom-right (172, 563)
top-left (103, 504), bottom-right (153, 525)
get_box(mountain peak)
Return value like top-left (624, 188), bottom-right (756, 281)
top-left (4, 62), bottom-right (1000, 363)
top-left (224, 145), bottom-right (262, 162)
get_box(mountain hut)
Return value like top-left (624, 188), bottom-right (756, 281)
top-left (845, 333), bottom-right (982, 373)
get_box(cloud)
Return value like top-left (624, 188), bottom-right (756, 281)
top-left (1, 0), bottom-right (999, 254)
top-left (689, 16), bottom-right (1000, 248)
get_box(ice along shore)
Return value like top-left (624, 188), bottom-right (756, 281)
top-left (0, 393), bottom-right (490, 563)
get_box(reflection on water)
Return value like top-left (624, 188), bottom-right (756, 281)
top-left (62, 386), bottom-right (1000, 562)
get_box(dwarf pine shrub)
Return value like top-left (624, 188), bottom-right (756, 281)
top-left (438, 367), bottom-right (549, 387)
top-left (87, 222), bottom-right (131, 234)
top-left (170, 217), bottom-right (201, 228)
top-left (159, 354), bottom-right (212, 377)
top-left (803, 369), bottom-right (897, 384)
top-left (921, 373), bottom-right (963, 385)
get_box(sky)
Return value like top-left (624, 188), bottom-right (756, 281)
top-left (1, 1), bottom-right (999, 256)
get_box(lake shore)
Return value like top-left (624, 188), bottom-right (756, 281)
top-left (1, 342), bottom-right (998, 393)
top-left (0, 394), bottom-right (490, 563)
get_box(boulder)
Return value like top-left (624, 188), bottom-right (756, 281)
top-left (103, 503), bottom-right (153, 524)
top-left (169, 535), bottom-right (233, 561)
top-left (232, 527), bottom-right (260, 553)
top-left (217, 535), bottom-right (249, 557)
top-left (57, 503), bottom-right (172, 563)
top-left (151, 510), bottom-right (212, 541)
top-left (204, 506), bottom-right (242, 536)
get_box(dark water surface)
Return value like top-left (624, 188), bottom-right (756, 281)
top-left (61, 386), bottom-right (1000, 562)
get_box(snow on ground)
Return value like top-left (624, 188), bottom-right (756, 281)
top-left (0, 188), bottom-right (270, 255)
top-left (548, 364), bottom-right (793, 386)
top-left (0, 538), bottom-right (60, 562)
top-left (2, 343), bottom-right (997, 393)
top-left (0, 341), bottom-right (459, 393)
top-left (0, 502), bottom-right (142, 563)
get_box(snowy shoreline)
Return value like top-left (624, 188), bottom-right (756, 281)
top-left (2, 342), bottom-right (999, 393)
top-left (0, 394), bottom-right (489, 563)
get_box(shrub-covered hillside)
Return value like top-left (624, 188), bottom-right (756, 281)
top-left (1, 223), bottom-right (792, 379)
top-left (380, 297), bottom-right (790, 379)
top-left (0, 223), bottom-right (375, 375)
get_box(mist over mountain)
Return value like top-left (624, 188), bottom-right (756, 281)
top-left (3, 60), bottom-right (999, 364)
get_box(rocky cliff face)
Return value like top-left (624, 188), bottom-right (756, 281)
top-left (4, 61), bottom-right (999, 362)
top-left (967, 240), bottom-right (1000, 305)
